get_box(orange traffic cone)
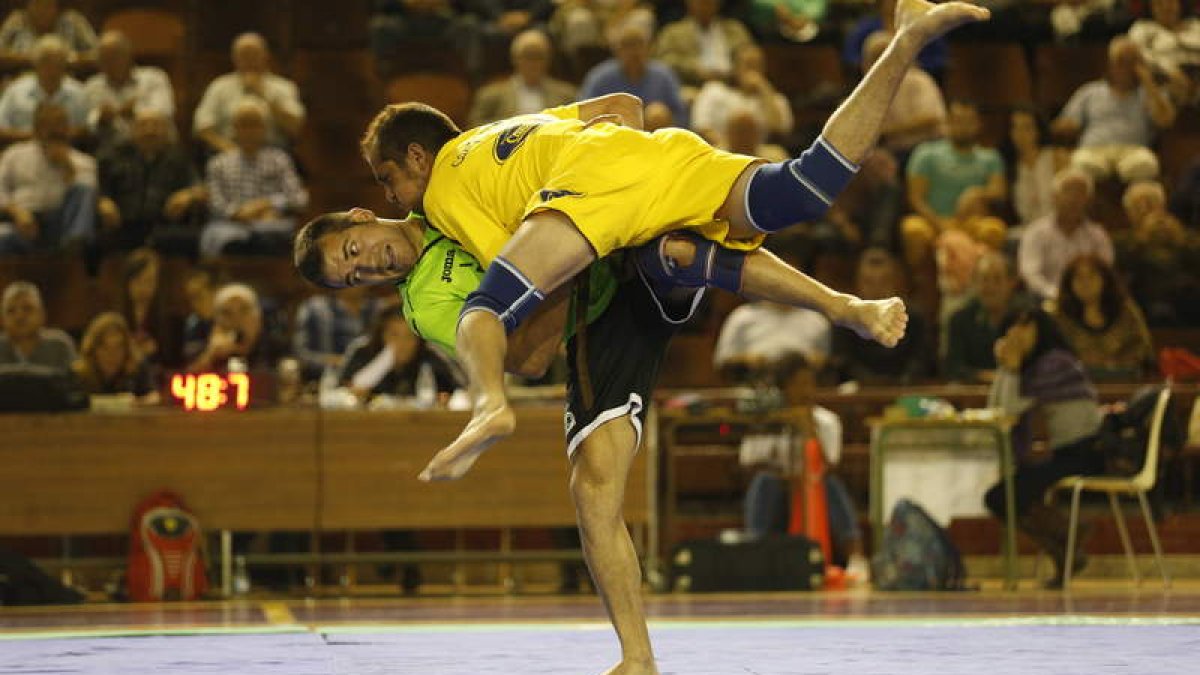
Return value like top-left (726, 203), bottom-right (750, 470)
top-left (789, 437), bottom-right (838, 586)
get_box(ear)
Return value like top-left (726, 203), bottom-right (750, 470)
top-left (406, 143), bottom-right (431, 171)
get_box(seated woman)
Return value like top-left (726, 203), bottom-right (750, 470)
top-left (1052, 254), bottom-right (1155, 381)
top-left (73, 311), bottom-right (160, 405)
top-left (982, 309), bottom-right (1103, 589)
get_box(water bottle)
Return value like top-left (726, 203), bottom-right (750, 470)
top-left (415, 362), bottom-right (436, 409)
top-left (233, 555), bottom-right (250, 596)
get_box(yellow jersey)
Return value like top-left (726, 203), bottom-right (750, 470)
top-left (421, 104), bottom-right (762, 266)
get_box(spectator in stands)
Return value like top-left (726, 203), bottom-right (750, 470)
top-left (475, 0), bottom-right (554, 39)
top-left (902, 99), bottom-right (1007, 266)
top-left (746, 0), bottom-right (826, 44)
top-left (1052, 36), bottom-right (1175, 185)
top-left (1050, 0), bottom-right (1129, 42)
top-left (836, 146), bottom-right (902, 251)
top-left (0, 35), bottom-right (88, 145)
top-left (1128, 0), bottom-right (1200, 103)
top-left (830, 248), bottom-right (929, 384)
top-left (720, 107), bottom-right (786, 161)
top-left (339, 310), bottom-right (458, 403)
top-left (943, 251), bottom-right (1026, 383)
top-left (982, 309), bottom-right (1102, 588)
top-left (1171, 154), bottom-right (1200, 229)
top-left (193, 32), bottom-right (305, 155)
top-left (862, 30), bottom-right (944, 162)
top-left (843, 0), bottom-right (947, 82)
top-left (0, 102), bottom-right (97, 256)
top-left (1006, 106), bottom-right (1068, 228)
top-left (0, 280), bottom-right (75, 370)
top-left (97, 107), bottom-right (204, 253)
top-left (370, 0), bottom-right (478, 75)
top-left (467, 29), bottom-right (576, 127)
top-left (654, 0), bottom-right (754, 88)
top-left (580, 23), bottom-right (688, 127)
top-left (1017, 168), bottom-right (1113, 301)
top-left (1052, 254), bottom-right (1155, 380)
top-left (72, 311), bottom-right (158, 403)
top-left (293, 286), bottom-right (384, 382)
top-left (83, 30), bottom-right (175, 153)
top-left (1115, 180), bottom-right (1200, 326)
top-left (201, 99), bottom-right (308, 258)
top-left (691, 44), bottom-right (792, 148)
top-left (188, 282), bottom-right (286, 373)
top-left (549, 0), bottom-right (655, 58)
top-left (181, 268), bottom-right (214, 366)
top-left (118, 247), bottom-right (171, 366)
top-left (0, 0), bottom-right (96, 65)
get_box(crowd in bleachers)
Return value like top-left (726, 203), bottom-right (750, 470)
top-left (0, 0), bottom-right (1198, 418)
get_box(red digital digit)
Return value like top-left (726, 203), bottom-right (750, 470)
top-left (227, 372), bottom-right (251, 410)
top-left (170, 374), bottom-right (196, 411)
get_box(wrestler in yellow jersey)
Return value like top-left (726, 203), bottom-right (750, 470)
top-left (423, 103), bottom-right (764, 266)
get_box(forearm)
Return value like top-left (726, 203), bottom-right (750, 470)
top-left (1144, 82), bottom-right (1176, 127)
top-left (575, 93), bottom-right (644, 130)
top-left (739, 248), bottom-right (853, 324)
top-left (820, 33), bottom-right (922, 163)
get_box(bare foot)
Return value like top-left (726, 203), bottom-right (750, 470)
top-left (844, 297), bottom-right (908, 348)
top-left (895, 0), bottom-right (990, 47)
top-left (601, 659), bottom-right (659, 675)
top-left (418, 402), bottom-right (516, 481)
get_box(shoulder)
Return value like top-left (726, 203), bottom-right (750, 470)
top-left (203, 73), bottom-right (238, 94)
top-left (4, 72), bottom-right (34, 93)
top-left (70, 148), bottom-right (95, 168)
top-left (207, 149), bottom-right (238, 170)
top-left (476, 79), bottom-right (509, 98)
top-left (137, 65), bottom-right (171, 83)
top-left (647, 61), bottom-right (680, 81)
top-left (40, 328), bottom-right (76, 350)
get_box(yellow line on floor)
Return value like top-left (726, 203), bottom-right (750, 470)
top-left (260, 602), bottom-right (297, 626)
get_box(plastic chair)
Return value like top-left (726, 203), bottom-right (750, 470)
top-left (1048, 386), bottom-right (1173, 590)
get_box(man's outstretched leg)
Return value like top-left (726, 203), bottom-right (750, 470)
top-left (571, 419), bottom-right (656, 675)
top-left (721, 0), bottom-right (991, 238)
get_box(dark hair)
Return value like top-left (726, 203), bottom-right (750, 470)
top-left (999, 307), bottom-right (1074, 369)
top-left (120, 246), bottom-right (161, 328)
top-left (293, 212), bottom-right (356, 288)
top-left (360, 102), bottom-right (460, 166)
top-left (1000, 103), bottom-right (1051, 181)
top-left (1057, 254), bottom-right (1126, 332)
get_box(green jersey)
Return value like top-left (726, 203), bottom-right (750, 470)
top-left (398, 226), bottom-right (619, 357)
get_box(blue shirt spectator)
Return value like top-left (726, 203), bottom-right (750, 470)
top-left (0, 36), bottom-right (89, 143)
top-left (292, 291), bottom-right (384, 381)
top-left (580, 25), bottom-right (688, 128)
top-left (842, 1), bottom-right (946, 79)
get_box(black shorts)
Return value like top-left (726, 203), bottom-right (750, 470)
top-left (563, 264), bottom-right (703, 459)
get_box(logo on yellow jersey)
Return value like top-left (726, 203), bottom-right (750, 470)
top-left (493, 122), bottom-right (543, 163)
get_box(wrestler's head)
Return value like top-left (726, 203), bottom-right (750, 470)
top-left (360, 103), bottom-right (461, 214)
top-left (293, 209), bottom-right (422, 289)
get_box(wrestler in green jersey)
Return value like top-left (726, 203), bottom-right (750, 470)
top-left (398, 225), bottom-right (619, 356)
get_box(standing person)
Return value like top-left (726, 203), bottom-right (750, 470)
top-left (295, 0), bottom-right (987, 487)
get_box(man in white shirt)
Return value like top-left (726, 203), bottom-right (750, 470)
top-left (0, 34), bottom-right (88, 145)
top-left (0, 102), bottom-right (97, 255)
top-left (84, 30), bottom-right (175, 151)
top-left (1017, 168), bottom-right (1114, 301)
top-left (193, 32), bottom-right (305, 154)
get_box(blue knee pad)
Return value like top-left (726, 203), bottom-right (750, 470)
top-left (745, 136), bottom-right (859, 233)
top-left (460, 257), bottom-right (545, 334)
top-left (634, 231), bottom-right (745, 293)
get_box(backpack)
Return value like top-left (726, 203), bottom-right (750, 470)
top-left (126, 491), bottom-right (209, 602)
top-left (871, 498), bottom-right (967, 591)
